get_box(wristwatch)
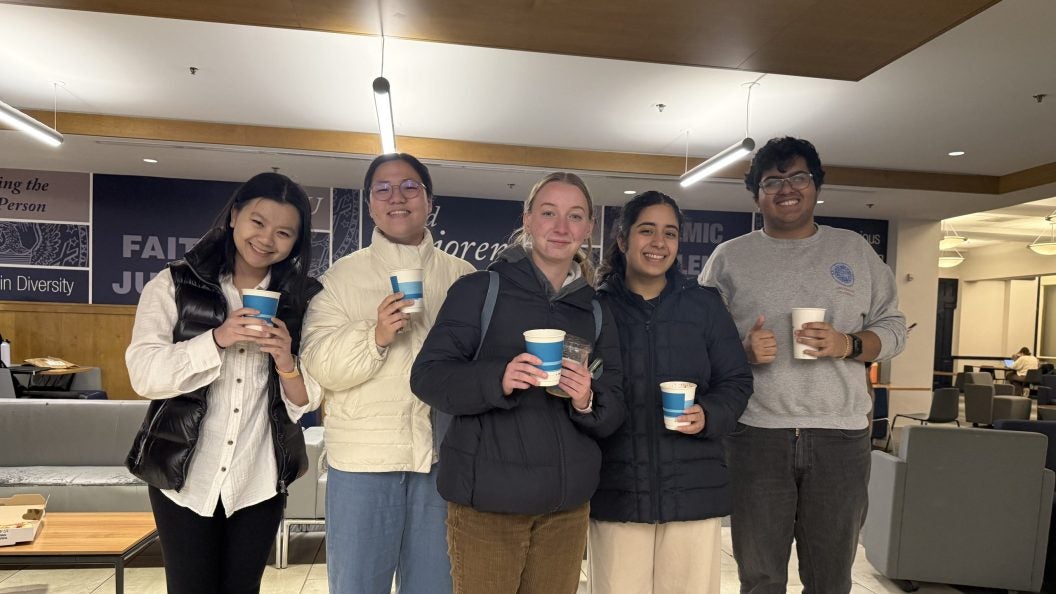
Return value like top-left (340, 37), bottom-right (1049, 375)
top-left (847, 333), bottom-right (863, 359)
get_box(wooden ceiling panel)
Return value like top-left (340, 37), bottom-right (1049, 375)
top-left (9, 0), bottom-right (1002, 80)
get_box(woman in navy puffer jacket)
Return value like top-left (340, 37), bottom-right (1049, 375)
top-left (589, 191), bottom-right (753, 594)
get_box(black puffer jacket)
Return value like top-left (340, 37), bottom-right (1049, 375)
top-left (591, 268), bottom-right (752, 523)
top-left (410, 246), bottom-right (625, 515)
top-left (126, 229), bottom-right (322, 493)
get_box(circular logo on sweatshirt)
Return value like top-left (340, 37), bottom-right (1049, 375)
top-left (831, 263), bottom-right (855, 286)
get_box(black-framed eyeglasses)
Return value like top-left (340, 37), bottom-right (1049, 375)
top-left (370, 179), bottom-right (426, 201)
top-left (759, 172), bottom-right (813, 195)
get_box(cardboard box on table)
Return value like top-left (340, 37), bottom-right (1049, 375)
top-left (0, 494), bottom-right (47, 546)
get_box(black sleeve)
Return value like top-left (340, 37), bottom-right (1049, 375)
top-left (566, 299), bottom-right (626, 439)
top-left (411, 272), bottom-right (519, 416)
top-left (696, 288), bottom-right (753, 439)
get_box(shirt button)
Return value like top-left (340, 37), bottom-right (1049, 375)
top-left (233, 408), bottom-right (240, 413)
top-left (236, 378), bottom-right (242, 384)
top-left (239, 348), bottom-right (245, 354)
top-left (227, 440), bottom-right (234, 445)
top-left (221, 467), bottom-right (227, 472)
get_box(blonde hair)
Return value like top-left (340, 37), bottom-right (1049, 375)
top-left (507, 172), bottom-right (596, 283)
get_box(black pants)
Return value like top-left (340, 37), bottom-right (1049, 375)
top-left (149, 486), bottom-right (283, 594)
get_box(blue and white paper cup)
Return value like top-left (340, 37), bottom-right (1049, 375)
top-left (524, 329), bottom-right (566, 387)
top-left (390, 268), bottom-right (424, 313)
top-left (240, 289), bottom-right (281, 332)
top-left (660, 381), bottom-right (697, 430)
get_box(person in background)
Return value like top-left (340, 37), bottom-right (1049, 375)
top-left (410, 172), bottom-right (625, 594)
top-left (589, 191), bottom-right (752, 593)
top-left (126, 172), bottom-right (322, 594)
top-left (700, 137), bottom-right (907, 593)
top-left (1006, 346), bottom-right (1040, 393)
top-left (300, 153), bottom-right (474, 594)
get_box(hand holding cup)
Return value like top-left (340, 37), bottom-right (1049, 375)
top-left (502, 353), bottom-right (548, 395)
top-left (375, 293), bottom-right (412, 348)
top-left (212, 307), bottom-right (269, 349)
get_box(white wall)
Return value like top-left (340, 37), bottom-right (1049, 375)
top-left (887, 219), bottom-right (940, 388)
top-left (1007, 279), bottom-right (1037, 353)
top-left (956, 242), bottom-right (1056, 281)
top-left (957, 280), bottom-right (1011, 356)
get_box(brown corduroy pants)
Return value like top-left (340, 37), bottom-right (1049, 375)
top-left (446, 501), bottom-right (589, 594)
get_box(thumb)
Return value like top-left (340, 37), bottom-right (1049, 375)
top-left (751, 314), bottom-right (766, 332)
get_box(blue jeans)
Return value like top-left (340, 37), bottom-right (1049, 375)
top-left (326, 465), bottom-right (452, 594)
top-left (725, 424), bottom-right (871, 594)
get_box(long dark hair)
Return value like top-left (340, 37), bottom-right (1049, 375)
top-left (208, 172), bottom-right (314, 307)
top-left (598, 191), bottom-right (683, 285)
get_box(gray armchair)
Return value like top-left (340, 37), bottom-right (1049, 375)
top-left (864, 425), bottom-right (1053, 592)
top-left (963, 371), bottom-right (993, 387)
top-left (274, 426), bottom-right (326, 569)
top-left (964, 383), bottom-right (1030, 426)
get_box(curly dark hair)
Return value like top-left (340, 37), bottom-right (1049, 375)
top-left (744, 137), bottom-right (825, 197)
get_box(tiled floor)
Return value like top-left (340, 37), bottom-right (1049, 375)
top-left (0, 526), bottom-right (961, 593)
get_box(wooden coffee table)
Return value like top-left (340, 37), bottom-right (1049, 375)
top-left (0, 512), bottom-right (157, 594)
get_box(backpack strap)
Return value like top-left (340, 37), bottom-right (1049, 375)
top-left (474, 271), bottom-right (500, 360)
top-left (591, 299), bottom-right (602, 342)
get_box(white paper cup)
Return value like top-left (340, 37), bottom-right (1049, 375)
top-left (792, 307), bottom-right (827, 360)
top-left (661, 381), bottom-right (697, 430)
top-left (390, 268), bottom-right (424, 313)
top-left (524, 329), bottom-right (566, 387)
top-left (241, 289), bottom-right (281, 332)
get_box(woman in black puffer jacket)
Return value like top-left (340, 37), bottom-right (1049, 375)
top-left (411, 172), bottom-right (625, 594)
top-left (589, 191), bottom-right (753, 594)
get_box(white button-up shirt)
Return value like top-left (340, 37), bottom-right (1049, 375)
top-left (126, 268), bottom-right (322, 517)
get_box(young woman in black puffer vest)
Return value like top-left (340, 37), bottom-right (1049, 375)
top-left (589, 191), bottom-right (753, 594)
top-left (125, 172), bottom-right (322, 594)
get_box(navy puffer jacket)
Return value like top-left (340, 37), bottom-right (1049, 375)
top-left (411, 246), bottom-right (625, 515)
top-left (591, 268), bottom-right (752, 523)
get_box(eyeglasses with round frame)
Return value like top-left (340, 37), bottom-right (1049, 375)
top-left (370, 179), bottom-right (426, 202)
top-left (759, 172), bottom-right (814, 195)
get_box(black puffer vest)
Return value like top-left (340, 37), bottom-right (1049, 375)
top-left (126, 230), bottom-right (322, 494)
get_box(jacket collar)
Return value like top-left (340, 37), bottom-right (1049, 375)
top-left (491, 244), bottom-right (593, 308)
top-left (369, 227), bottom-right (437, 271)
top-left (599, 266), bottom-right (686, 308)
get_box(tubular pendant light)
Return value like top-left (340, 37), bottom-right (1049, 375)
top-left (680, 79), bottom-right (760, 188)
top-left (679, 138), bottom-right (755, 187)
top-left (0, 98), bottom-right (63, 147)
top-left (372, 77), bottom-right (396, 154)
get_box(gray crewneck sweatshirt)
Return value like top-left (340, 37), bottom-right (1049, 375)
top-left (699, 226), bottom-right (906, 430)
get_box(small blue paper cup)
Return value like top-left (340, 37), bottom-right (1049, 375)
top-left (523, 329), bottom-right (566, 387)
top-left (390, 268), bottom-right (424, 313)
top-left (240, 289), bottom-right (281, 332)
top-left (660, 381), bottom-right (697, 430)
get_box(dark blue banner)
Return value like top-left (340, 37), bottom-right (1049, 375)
top-left (363, 194), bottom-right (524, 270)
top-left (0, 267), bottom-right (88, 303)
top-left (751, 213), bottom-right (889, 261)
top-left (604, 207), bottom-right (754, 278)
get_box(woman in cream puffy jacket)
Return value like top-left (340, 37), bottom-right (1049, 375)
top-left (301, 153), bottom-right (473, 594)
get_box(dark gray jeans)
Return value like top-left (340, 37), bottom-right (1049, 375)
top-left (725, 424), bottom-right (871, 594)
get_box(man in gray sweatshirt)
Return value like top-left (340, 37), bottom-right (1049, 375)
top-left (699, 137), bottom-right (906, 593)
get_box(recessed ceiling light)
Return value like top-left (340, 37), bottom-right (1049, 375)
top-left (948, 151), bottom-right (965, 157)
top-left (817, 200), bottom-right (825, 204)
top-left (623, 190), bottom-right (636, 195)
top-left (142, 158), bottom-right (158, 163)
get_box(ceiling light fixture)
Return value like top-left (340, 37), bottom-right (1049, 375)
top-left (680, 79), bottom-right (760, 188)
top-left (142, 158), bottom-right (158, 164)
top-left (372, 3), bottom-right (396, 155)
top-left (1028, 211), bottom-right (1056, 255)
top-left (623, 190), bottom-right (636, 195)
top-left (939, 221), bottom-right (968, 250)
top-left (948, 151), bottom-right (965, 156)
top-left (938, 249), bottom-right (965, 268)
top-left (0, 98), bottom-right (63, 147)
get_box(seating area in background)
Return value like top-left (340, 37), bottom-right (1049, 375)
top-left (884, 387), bottom-right (959, 451)
top-left (275, 425), bottom-right (327, 569)
top-left (864, 425), bottom-right (1052, 592)
top-left (0, 365), bottom-right (107, 399)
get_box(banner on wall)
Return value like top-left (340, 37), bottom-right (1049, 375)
top-left (0, 169), bottom-right (91, 303)
top-left (363, 194), bottom-right (524, 270)
top-left (604, 207), bottom-right (754, 277)
top-left (92, 175), bottom-right (332, 305)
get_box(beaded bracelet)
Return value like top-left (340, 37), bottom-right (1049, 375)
top-left (841, 333), bottom-right (853, 359)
